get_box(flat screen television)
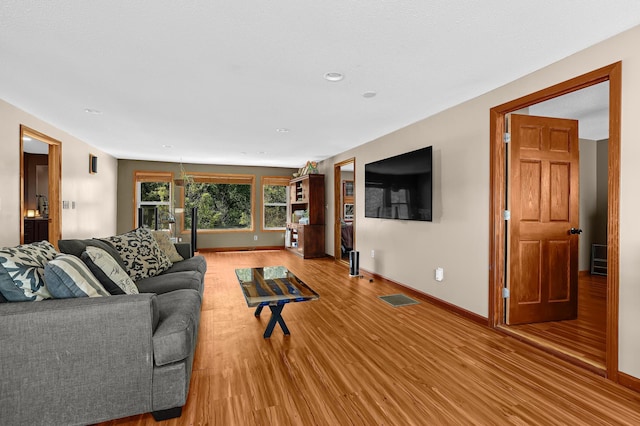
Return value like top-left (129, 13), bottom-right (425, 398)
top-left (364, 146), bottom-right (432, 221)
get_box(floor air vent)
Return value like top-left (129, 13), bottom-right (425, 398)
top-left (379, 294), bottom-right (419, 307)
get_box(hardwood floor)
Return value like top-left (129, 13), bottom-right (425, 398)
top-left (506, 273), bottom-right (607, 369)
top-left (102, 251), bottom-right (640, 425)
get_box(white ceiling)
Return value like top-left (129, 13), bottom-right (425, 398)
top-left (1, 1), bottom-right (638, 168)
top-left (529, 81), bottom-right (609, 141)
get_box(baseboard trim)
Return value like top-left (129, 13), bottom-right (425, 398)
top-left (197, 246), bottom-right (284, 253)
top-left (360, 268), bottom-right (488, 326)
top-left (618, 372), bottom-right (640, 392)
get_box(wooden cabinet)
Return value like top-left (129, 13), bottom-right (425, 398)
top-left (286, 174), bottom-right (325, 258)
top-left (24, 218), bottom-right (49, 244)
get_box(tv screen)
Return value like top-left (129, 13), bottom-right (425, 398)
top-left (365, 146), bottom-right (432, 221)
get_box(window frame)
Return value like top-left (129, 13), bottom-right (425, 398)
top-left (133, 171), bottom-right (173, 230)
top-left (181, 172), bottom-right (256, 233)
top-left (261, 176), bottom-right (290, 232)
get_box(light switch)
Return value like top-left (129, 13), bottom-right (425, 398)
top-left (435, 267), bottom-right (444, 282)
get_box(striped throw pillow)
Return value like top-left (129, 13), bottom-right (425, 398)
top-left (44, 254), bottom-right (110, 298)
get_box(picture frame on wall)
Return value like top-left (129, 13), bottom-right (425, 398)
top-left (344, 203), bottom-right (354, 220)
top-left (343, 180), bottom-right (354, 197)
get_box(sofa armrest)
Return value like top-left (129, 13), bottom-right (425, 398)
top-left (0, 295), bottom-right (157, 425)
top-left (174, 242), bottom-right (192, 259)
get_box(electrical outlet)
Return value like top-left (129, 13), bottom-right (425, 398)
top-left (370, 250), bottom-right (375, 258)
top-left (253, 235), bottom-right (258, 241)
top-left (435, 267), bottom-right (444, 282)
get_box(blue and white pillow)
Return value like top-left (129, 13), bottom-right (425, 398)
top-left (45, 254), bottom-right (110, 298)
top-left (0, 241), bottom-right (57, 301)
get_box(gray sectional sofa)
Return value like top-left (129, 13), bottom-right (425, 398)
top-left (0, 229), bottom-right (206, 425)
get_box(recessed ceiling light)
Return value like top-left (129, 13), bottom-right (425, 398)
top-left (162, 144), bottom-right (173, 149)
top-left (362, 91), bottom-right (377, 98)
top-left (276, 128), bottom-right (290, 133)
top-left (324, 72), bottom-right (344, 82)
top-left (258, 151), bottom-right (267, 155)
top-left (84, 108), bottom-right (102, 115)
top-left (22, 136), bottom-right (32, 141)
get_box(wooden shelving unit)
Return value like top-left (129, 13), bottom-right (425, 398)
top-left (286, 174), bottom-right (325, 258)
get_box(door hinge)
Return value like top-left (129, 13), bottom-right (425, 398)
top-left (502, 288), bottom-right (510, 298)
top-left (503, 210), bottom-right (511, 220)
top-left (503, 132), bottom-right (511, 143)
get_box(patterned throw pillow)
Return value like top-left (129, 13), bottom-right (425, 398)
top-left (151, 231), bottom-right (184, 263)
top-left (102, 227), bottom-right (173, 281)
top-left (44, 254), bottom-right (110, 298)
top-left (0, 241), bottom-right (57, 301)
top-left (81, 246), bottom-right (139, 294)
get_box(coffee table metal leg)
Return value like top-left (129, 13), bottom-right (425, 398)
top-left (263, 305), bottom-right (290, 338)
top-left (254, 305), bottom-right (264, 316)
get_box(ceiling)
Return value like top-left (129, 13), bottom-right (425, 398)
top-left (528, 81), bottom-right (609, 141)
top-left (2, 2), bottom-right (638, 168)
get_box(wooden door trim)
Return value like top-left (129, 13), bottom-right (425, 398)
top-left (489, 62), bottom-right (621, 381)
top-left (20, 125), bottom-right (62, 249)
top-left (334, 158), bottom-right (355, 264)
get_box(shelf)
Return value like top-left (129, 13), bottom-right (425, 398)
top-left (286, 174), bottom-right (325, 258)
top-left (590, 244), bottom-right (607, 276)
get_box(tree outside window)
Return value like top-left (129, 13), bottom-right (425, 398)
top-left (183, 173), bottom-right (254, 231)
top-left (262, 176), bottom-right (289, 230)
top-left (135, 172), bottom-right (173, 231)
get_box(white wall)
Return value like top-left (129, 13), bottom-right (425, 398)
top-left (596, 139), bottom-right (609, 244)
top-left (0, 99), bottom-right (118, 246)
top-left (321, 24), bottom-right (640, 379)
top-left (579, 139), bottom-right (598, 271)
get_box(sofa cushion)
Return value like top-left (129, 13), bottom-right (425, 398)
top-left (163, 255), bottom-right (207, 277)
top-left (150, 231), bottom-right (184, 263)
top-left (0, 241), bottom-right (57, 301)
top-left (81, 246), bottom-right (139, 295)
top-left (58, 238), bottom-right (127, 272)
top-left (102, 228), bottom-right (173, 281)
top-left (44, 254), bottom-right (110, 298)
top-left (153, 289), bottom-right (201, 366)
top-left (136, 270), bottom-right (203, 295)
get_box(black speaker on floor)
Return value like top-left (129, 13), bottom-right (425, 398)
top-left (190, 207), bottom-right (198, 257)
top-left (349, 250), bottom-right (360, 277)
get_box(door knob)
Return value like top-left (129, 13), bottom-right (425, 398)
top-left (570, 228), bottom-right (583, 235)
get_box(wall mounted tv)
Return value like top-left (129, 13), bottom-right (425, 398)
top-left (364, 146), bottom-right (432, 221)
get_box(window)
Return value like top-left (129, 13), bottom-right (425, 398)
top-left (183, 173), bottom-right (255, 232)
top-left (134, 171), bottom-right (173, 231)
top-left (262, 176), bottom-right (289, 231)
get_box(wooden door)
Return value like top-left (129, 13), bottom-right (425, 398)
top-left (507, 114), bottom-right (579, 325)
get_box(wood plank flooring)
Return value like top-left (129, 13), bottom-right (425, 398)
top-left (101, 251), bottom-right (640, 425)
top-left (507, 274), bottom-right (607, 369)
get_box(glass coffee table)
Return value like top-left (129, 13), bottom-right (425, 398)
top-left (235, 266), bottom-right (319, 338)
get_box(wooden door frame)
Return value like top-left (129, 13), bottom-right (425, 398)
top-left (334, 158), bottom-right (355, 264)
top-left (489, 62), bottom-right (621, 380)
top-left (20, 125), bottom-right (62, 248)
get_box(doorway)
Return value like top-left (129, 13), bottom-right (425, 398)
top-left (20, 125), bottom-right (62, 248)
top-left (334, 158), bottom-right (355, 264)
top-left (489, 63), bottom-right (621, 380)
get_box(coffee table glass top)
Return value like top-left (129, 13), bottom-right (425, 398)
top-left (235, 266), bottom-right (319, 307)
